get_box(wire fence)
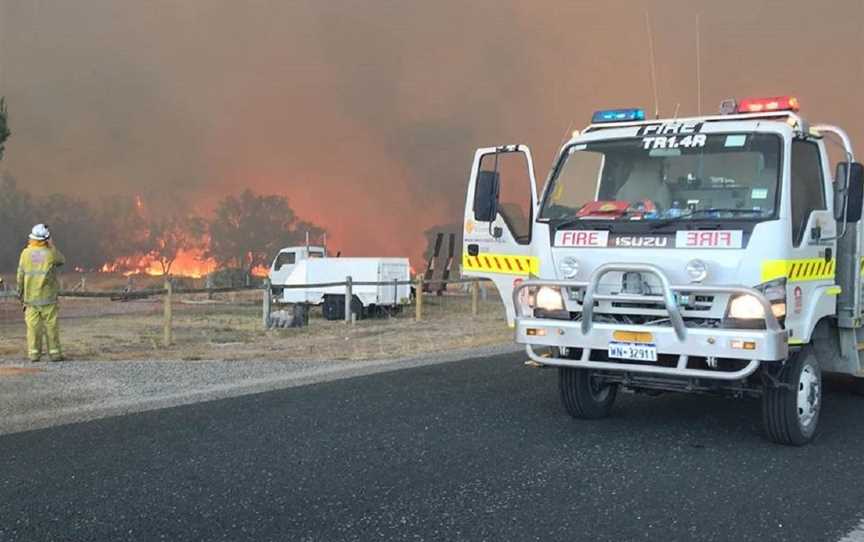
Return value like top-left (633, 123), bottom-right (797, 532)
top-left (0, 274), bottom-right (505, 362)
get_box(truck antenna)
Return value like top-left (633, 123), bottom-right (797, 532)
top-left (558, 120), bottom-right (575, 146)
top-left (696, 13), bottom-right (703, 116)
top-left (644, 12), bottom-right (660, 119)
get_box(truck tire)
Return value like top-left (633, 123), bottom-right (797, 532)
top-left (762, 347), bottom-right (821, 446)
top-left (321, 295), bottom-right (364, 321)
top-left (322, 295), bottom-right (341, 320)
top-left (559, 367), bottom-right (618, 419)
top-left (350, 296), bottom-right (365, 320)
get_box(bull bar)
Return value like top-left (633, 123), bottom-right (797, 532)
top-left (513, 263), bottom-right (789, 381)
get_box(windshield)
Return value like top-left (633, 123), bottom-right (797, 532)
top-left (540, 133), bottom-right (782, 223)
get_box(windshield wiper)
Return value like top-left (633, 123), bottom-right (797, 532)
top-left (553, 217), bottom-right (613, 230)
top-left (649, 208), bottom-right (765, 229)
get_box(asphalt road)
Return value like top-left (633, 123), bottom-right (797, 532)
top-left (2, 352), bottom-right (864, 542)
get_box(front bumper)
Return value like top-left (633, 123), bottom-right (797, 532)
top-left (513, 263), bottom-right (788, 381)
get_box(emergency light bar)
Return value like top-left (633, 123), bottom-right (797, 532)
top-left (734, 95), bottom-right (800, 114)
top-left (591, 108), bottom-right (646, 123)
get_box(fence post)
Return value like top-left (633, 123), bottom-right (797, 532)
top-left (263, 278), bottom-right (272, 330)
top-left (163, 279), bottom-right (173, 347)
top-left (471, 279), bottom-right (479, 316)
top-left (393, 277), bottom-right (399, 307)
top-left (415, 275), bottom-right (423, 321)
top-left (344, 276), bottom-right (353, 324)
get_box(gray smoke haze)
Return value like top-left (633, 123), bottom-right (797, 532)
top-left (1, 0), bottom-right (862, 262)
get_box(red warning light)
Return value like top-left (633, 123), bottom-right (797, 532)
top-left (737, 96), bottom-right (800, 113)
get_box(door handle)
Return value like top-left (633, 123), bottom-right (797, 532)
top-left (467, 244), bottom-right (479, 256)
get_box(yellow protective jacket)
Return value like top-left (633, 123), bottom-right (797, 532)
top-left (17, 241), bottom-right (65, 306)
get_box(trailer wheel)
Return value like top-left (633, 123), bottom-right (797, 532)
top-left (762, 348), bottom-right (821, 446)
top-left (558, 367), bottom-right (618, 419)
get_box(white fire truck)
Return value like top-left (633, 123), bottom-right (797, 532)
top-left (462, 96), bottom-right (864, 445)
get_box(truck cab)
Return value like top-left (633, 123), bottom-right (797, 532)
top-left (269, 246), bottom-right (325, 291)
top-left (463, 96), bottom-right (864, 445)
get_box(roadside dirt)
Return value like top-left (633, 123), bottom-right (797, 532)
top-left (0, 289), bottom-right (512, 362)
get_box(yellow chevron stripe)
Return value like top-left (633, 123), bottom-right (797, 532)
top-left (762, 258), bottom-right (845, 283)
top-left (462, 252), bottom-right (539, 276)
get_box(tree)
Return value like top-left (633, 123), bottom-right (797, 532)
top-left (39, 194), bottom-right (105, 271)
top-left (0, 175), bottom-right (33, 271)
top-left (0, 98), bottom-right (10, 160)
top-left (146, 214), bottom-right (206, 275)
top-left (207, 190), bottom-right (324, 273)
top-left (95, 194), bottom-right (150, 271)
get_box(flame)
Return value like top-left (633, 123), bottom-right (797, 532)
top-left (250, 265), bottom-right (269, 277)
top-left (100, 249), bottom-right (217, 278)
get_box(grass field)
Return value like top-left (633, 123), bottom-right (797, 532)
top-left (0, 282), bottom-right (512, 362)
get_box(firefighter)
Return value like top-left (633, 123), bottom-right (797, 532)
top-left (17, 224), bottom-right (65, 362)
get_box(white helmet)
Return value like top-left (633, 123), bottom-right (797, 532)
top-left (29, 223), bottom-right (50, 241)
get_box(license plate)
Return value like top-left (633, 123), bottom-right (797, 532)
top-left (608, 342), bottom-right (658, 362)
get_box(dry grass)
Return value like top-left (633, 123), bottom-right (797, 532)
top-left (0, 288), bottom-right (512, 362)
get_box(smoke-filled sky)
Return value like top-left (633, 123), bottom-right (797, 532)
top-left (1, 0), bottom-right (862, 263)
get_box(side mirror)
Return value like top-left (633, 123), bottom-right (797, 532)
top-left (834, 162), bottom-right (849, 221)
top-left (473, 170), bottom-right (500, 222)
top-left (846, 163), bottom-right (864, 223)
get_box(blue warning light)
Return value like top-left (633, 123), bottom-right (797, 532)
top-left (591, 108), bottom-right (646, 124)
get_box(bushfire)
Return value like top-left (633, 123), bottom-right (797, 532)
top-left (100, 249), bottom-right (217, 278)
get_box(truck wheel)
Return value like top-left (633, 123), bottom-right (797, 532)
top-left (322, 296), bottom-right (341, 321)
top-left (762, 348), bottom-right (821, 446)
top-left (559, 367), bottom-right (618, 419)
top-left (350, 296), bottom-right (365, 320)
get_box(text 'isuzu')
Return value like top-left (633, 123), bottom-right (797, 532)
top-left (462, 96), bottom-right (864, 445)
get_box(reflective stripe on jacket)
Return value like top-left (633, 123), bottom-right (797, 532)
top-left (17, 242), bottom-right (65, 306)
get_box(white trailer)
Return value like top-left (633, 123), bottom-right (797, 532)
top-left (463, 96), bottom-right (864, 445)
top-left (268, 246), bottom-right (411, 320)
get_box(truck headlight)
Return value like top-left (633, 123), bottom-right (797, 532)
top-left (728, 294), bottom-right (765, 319)
top-left (758, 278), bottom-right (787, 318)
top-left (534, 286), bottom-right (565, 311)
top-left (726, 278), bottom-right (787, 321)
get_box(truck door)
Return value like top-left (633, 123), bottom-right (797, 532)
top-left (269, 249), bottom-right (298, 286)
top-left (785, 139), bottom-right (836, 341)
top-left (462, 145), bottom-right (538, 325)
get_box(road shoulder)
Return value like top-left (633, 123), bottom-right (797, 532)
top-left (0, 343), bottom-right (520, 436)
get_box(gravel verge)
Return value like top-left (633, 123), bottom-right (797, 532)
top-left (0, 343), bottom-right (521, 436)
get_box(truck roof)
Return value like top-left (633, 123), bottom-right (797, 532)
top-left (582, 110), bottom-right (804, 134)
top-left (279, 246), bottom-right (325, 252)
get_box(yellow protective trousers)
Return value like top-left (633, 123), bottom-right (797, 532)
top-left (25, 303), bottom-right (62, 361)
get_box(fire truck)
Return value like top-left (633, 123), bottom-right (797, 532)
top-left (462, 96), bottom-right (864, 445)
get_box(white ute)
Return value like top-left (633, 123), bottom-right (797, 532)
top-left (463, 96), bottom-right (864, 445)
top-left (268, 246), bottom-right (411, 320)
